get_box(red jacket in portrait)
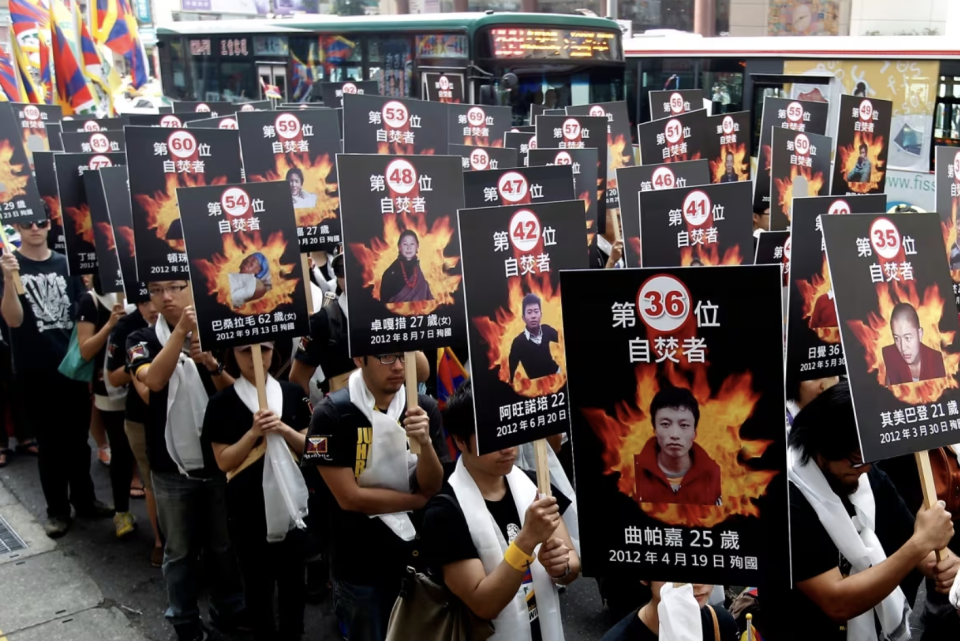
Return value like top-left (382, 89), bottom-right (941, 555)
top-left (883, 342), bottom-right (946, 385)
top-left (634, 438), bottom-right (722, 506)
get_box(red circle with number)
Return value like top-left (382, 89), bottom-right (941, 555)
top-left (241, 104), bottom-right (255, 112)
top-left (589, 105), bottom-right (605, 118)
top-left (160, 115), bottom-right (182, 128)
top-left (275, 113), bottom-right (301, 139)
top-left (469, 148), bottom-right (489, 170)
top-left (383, 101), bottom-right (408, 128)
top-left (528, 136), bottom-right (537, 150)
top-left (196, 103), bottom-right (210, 113)
top-left (721, 115), bottom-right (735, 135)
top-left (508, 209), bottom-right (541, 252)
top-left (89, 155), bottom-right (113, 170)
top-left (498, 171), bottom-right (529, 204)
top-left (168, 130), bottom-right (197, 159)
top-left (221, 187), bottom-right (250, 217)
top-left (439, 76), bottom-right (450, 90)
top-left (651, 166), bottom-right (676, 190)
top-left (828, 200), bottom-right (850, 216)
top-left (554, 151), bottom-right (572, 165)
top-left (24, 105), bottom-right (40, 120)
top-left (467, 107), bottom-right (485, 127)
top-left (669, 92), bottom-right (684, 114)
top-left (637, 274), bottom-right (691, 333)
top-left (859, 100), bottom-right (873, 121)
top-left (83, 120), bottom-right (101, 132)
top-left (787, 101), bottom-right (803, 123)
top-left (953, 152), bottom-right (960, 183)
top-left (219, 118), bottom-right (238, 130)
top-left (664, 118), bottom-right (683, 144)
top-left (794, 133), bottom-right (810, 156)
top-left (783, 237), bottom-right (792, 260)
top-left (682, 190), bottom-right (711, 227)
top-left (385, 158), bottom-right (417, 195)
top-left (342, 82), bottom-right (358, 94)
top-left (89, 133), bottom-right (110, 153)
top-left (870, 217), bottom-right (901, 259)
top-left (562, 118), bottom-right (581, 141)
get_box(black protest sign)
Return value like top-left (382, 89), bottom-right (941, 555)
top-left (459, 200), bottom-right (588, 453)
top-left (503, 131), bottom-right (537, 166)
top-left (754, 98), bottom-right (830, 212)
top-left (237, 101), bottom-right (272, 112)
top-left (172, 101), bottom-right (236, 118)
top-left (61, 130), bottom-right (125, 153)
top-left (449, 144), bottom-right (519, 172)
top-left (638, 182), bottom-right (754, 267)
top-left (55, 152), bottom-right (126, 275)
top-left (448, 104), bottom-right (511, 148)
top-left (84, 170), bottom-right (123, 294)
top-left (279, 103), bottom-right (327, 110)
top-left (528, 148), bottom-right (599, 245)
top-left (530, 104), bottom-right (545, 123)
top-left (342, 94), bottom-right (447, 155)
top-left (128, 113), bottom-right (191, 128)
top-left (337, 154), bottom-right (466, 356)
top-left (177, 181), bottom-right (310, 350)
top-left (648, 89), bottom-right (704, 120)
top-left (47, 123), bottom-right (63, 151)
top-left (769, 128), bottom-right (832, 230)
top-left (617, 160), bottom-right (711, 268)
top-left (0, 104), bottom-right (46, 226)
top-left (126, 127), bottom-right (243, 281)
top-left (754, 230), bottom-right (790, 266)
top-left (320, 80), bottom-right (379, 107)
top-left (186, 115), bottom-right (240, 130)
top-left (240, 109), bottom-right (341, 252)
top-left (463, 165), bottom-right (575, 210)
top-left (637, 109), bottom-right (710, 166)
top-left (561, 265), bottom-right (789, 585)
top-left (936, 146), bottom-right (960, 305)
top-left (785, 194), bottom-right (886, 389)
top-left (567, 102), bottom-right (635, 209)
top-left (61, 115), bottom-right (129, 132)
top-left (822, 213), bottom-right (960, 461)
top-left (543, 109), bottom-right (565, 117)
top-left (508, 125), bottom-right (536, 134)
top-left (422, 71), bottom-right (465, 103)
top-left (34, 152), bottom-right (65, 251)
top-left (831, 95), bottom-right (892, 197)
top-left (12, 103), bottom-right (62, 169)
top-left (706, 111), bottom-right (750, 185)
top-left (535, 115), bottom-right (606, 226)
top-left (99, 165), bottom-right (149, 303)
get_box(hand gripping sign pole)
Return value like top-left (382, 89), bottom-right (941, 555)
top-left (915, 450), bottom-right (949, 561)
top-left (226, 343), bottom-right (271, 483)
top-left (404, 353), bottom-right (422, 455)
top-left (0, 224), bottom-right (24, 295)
top-left (534, 439), bottom-right (552, 497)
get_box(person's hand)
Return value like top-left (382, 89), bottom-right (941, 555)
top-left (537, 537), bottom-right (570, 579)
top-left (0, 252), bottom-right (19, 282)
top-left (252, 409), bottom-right (282, 438)
top-left (176, 305), bottom-right (197, 336)
top-left (516, 496), bottom-right (560, 554)
top-left (913, 501), bottom-right (955, 553)
top-left (106, 303), bottom-right (126, 329)
top-left (605, 240), bottom-right (623, 268)
top-left (403, 406), bottom-right (432, 446)
top-left (932, 552), bottom-right (960, 595)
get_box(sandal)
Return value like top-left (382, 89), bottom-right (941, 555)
top-left (0, 449), bottom-right (12, 468)
top-left (129, 484), bottom-right (146, 500)
top-left (16, 440), bottom-right (38, 456)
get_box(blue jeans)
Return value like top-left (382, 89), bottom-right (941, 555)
top-left (152, 471), bottom-right (245, 627)
top-left (333, 579), bottom-right (400, 641)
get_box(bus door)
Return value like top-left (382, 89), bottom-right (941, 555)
top-left (258, 63), bottom-right (288, 101)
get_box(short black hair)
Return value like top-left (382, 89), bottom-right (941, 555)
top-left (222, 345), bottom-right (281, 378)
top-left (789, 380), bottom-right (861, 465)
top-left (650, 386), bottom-right (699, 429)
top-left (522, 293), bottom-right (541, 314)
top-left (859, 143), bottom-right (868, 153)
top-left (442, 379), bottom-right (475, 445)
top-left (286, 167), bottom-right (304, 183)
top-left (890, 302), bottom-right (920, 331)
top-left (398, 229), bottom-right (419, 246)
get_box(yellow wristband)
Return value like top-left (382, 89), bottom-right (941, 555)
top-left (504, 541), bottom-right (535, 572)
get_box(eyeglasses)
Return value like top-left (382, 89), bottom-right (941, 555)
top-left (148, 284), bottom-right (189, 297)
top-left (846, 453), bottom-right (867, 469)
top-left (377, 354), bottom-right (406, 365)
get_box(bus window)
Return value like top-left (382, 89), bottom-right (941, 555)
top-left (368, 36), bottom-right (413, 97)
top-left (752, 85), bottom-right (785, 154)
top-left (190, 58), bottom-right (220, 101)
top-left (934, 73), bottom-right (960, 155)
top-left (637, 58), bottom-right (696, 125)
top-left (701, 59), bottom-right (743, 115)
top-left (222, 62), bottom-right (257, 102)
top-left (168, 39), bottom-right (189, 100)
top-left (499, 67), bottom-right (623, 126)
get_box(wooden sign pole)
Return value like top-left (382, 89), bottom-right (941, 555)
top-left (534, 439), bottom-right (552, 497)
top-left (404, 352), bottom-right (421, 455)
top-left (301, 255), bottom-right (315, 312)
top-left (915, 450), bottom-right (948, 561)
top-left (251, 344), bottom-right (268, 410)
top-left (117, 292), bottom-right (125, 308)
top-left (0, 224), bottom-right (25, 295)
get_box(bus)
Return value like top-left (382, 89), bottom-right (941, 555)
top-left (624, 35), bottom-right (960, 209)
top-left (156, 12), bottom-right (625, 125)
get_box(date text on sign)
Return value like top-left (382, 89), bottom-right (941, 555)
top-left (385, 159), bottom-right (417, 195)
top-left (498, 171), bottom-right (529, 204)
top-left (275, 113), bottom-right (301, 139)
top-left (383, 101), bottom-right (409, 129)
top-left (509, 209), bottom-right (541, 252)
top-left (870, 217), bottom-right (901, 259)
top-left (168, 131), bottom-right (197, 159)
top-left (638, 274), bottom-right (691, 333)
top-left (222, 187), bottom-right (251, 217)
top-left (682, 190), bottom-right (711, 227)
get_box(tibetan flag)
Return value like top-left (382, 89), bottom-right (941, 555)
top-left (324, 35), bottom-right (355, 62)
top-left (261, 78), bottom-right (281, 100)
top-left (290, 43), bottom-right (317, 103)
top-left (9, 0), bottom-right (54, 103)
top-left (94, 0), bottom-right (147, 88)
top-left (437, 346), bottom-right (468, 459)
top-left (0, 48), bottom-right (24, 102)
top-left (50, 0), bottom-right (96, 114)
top-left (77, 2), bottom-right (116, 115)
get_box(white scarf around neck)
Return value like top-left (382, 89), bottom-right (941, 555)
top-left (449, 457), bottom-right (564, 641)
top-left (657, 583), bottom-right (702, 641)
top-left (788, 448), bottom-right (911, 641)
top-left (516, 442), bottom-right (580, 557)
top-left (155, 320), bottom-right (208, 474)
top-left (347, 369), bottom-right (417, 541)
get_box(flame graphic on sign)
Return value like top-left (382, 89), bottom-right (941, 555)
top-left (0, 141), bottom-right (31, 201)
top-left (606, 133), bottom-right (631, 195)
top-left (847, 281), bottom-right (960, 404)
top-left (116, 226), bottom-right (136, 258)
top-left (838, 134), bottom-right (886, 193)
top-left (42, 195), bottom-right (61, 229)
top-left (797, 256), bottom-right (840, 343)
top-left (680, 243), bottom-right (744, 266)
top-left (193, 231), bottom-right (300, 316)
top-left (376, 141), bottom-right (437, 156)
top-left (251, 153), bottom-right (339, 228)
top-left (65, 204), bottom-right (94, 245)
top-left (135, 173), bottom-right (229, 252)
top-left (940, 204), bottom-right (960, 278)
top-left (94, 221), bottom-right (116, 252)
top-left (349, 211), bottom-right (460, 317)
top-left (582, 363), bottom-right (776, 527)
top-left (710, 144), bottom-right (750, 183)
top-left (473, 276), bottom-right (566, 398)
top-left (774, 167), bottom-right (826, 223)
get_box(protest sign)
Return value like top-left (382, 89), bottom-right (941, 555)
top-left (238, 100), bottom-right (272, 112)
top-left (459, 200), bottom-right (588, 453)
top-left (567, 102), bottom-right (635, 209)
top-left (0, 104), bottom-right (46, 227)
top-left (503, 131), bottom-right (537, 166)
top-left (638, 181), bottom-right (754, 267)
top-left (60, 115), bottom-right (129, 132)
top-left (422, 71), bottom-right (465, 103)
top-left (186, 115), bottom-right (240, 130)
top-left (637, 109), bottom-right (710, 166)
top-left (47, 123), bottom-right (63, 151)
top-left (84, 170), bottom-right (124, 294)
top-left (528, 147), bottom-right (599, 245)
top-left (706, 111), bottom-right (750, 185)
top-left (448, 104), bottom-right (511, 148)
top-left (754, 230), bottom-right (790, 267)
top-left (337, 154), bottom-right (465, 356)
top-left (12, 103), bottom-right (62, 169)
top-left (320, 80), bottom-right (379, 107)
top-left (61, 130), bottom-right (125, 153)
top-left (342, 94), bottom-right (448, 155)
top-left (617, 160), bottom-right (711, 267)
top-left (769, 128), bottom-right (832, 230)
top-left (648, 89), bottom-right (704, 120)
top-left (240, 109), bottom-right (342, 251)
top-left (561, 265), bottom-right (789, 585)
top-left (462, 165), bottom-right (575, 209)
top-left (172, 101), bottom-right (236, 118)
top-left (535, 115), bottom-right (606, 226)
top-left (935, 146), bottom-right (960, 306)
top-left (98, 166), bottom-right (149, 303)
top-left (34, 152), bottom-right (65, 252)
top-left (449, 144), bottom-right (518, 172)
top-left (831, 95), bottom-right (892, 197)
top-left (128, 113), bottom-right (191, 128)
top-left (125, 127), bottom-right (243, 281)
top-left (177, 181), bottom-right (310, 350)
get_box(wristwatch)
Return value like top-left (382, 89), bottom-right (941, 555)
top-left (208, 359), bottom-right (224, 376)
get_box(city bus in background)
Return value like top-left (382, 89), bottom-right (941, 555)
top-left (624, 35), bottom-right (960, 210)
top-left (155, 12), bottom-right (625, 125)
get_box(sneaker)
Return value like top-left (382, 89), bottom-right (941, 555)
top-left (113, 512), bottom-right (136, 538)
top-left (98, 445), bottom-right (111, 467)
top-left (150, 545), bottom-right (164, 568)
top-left (44, 515), bottom-right (71, 539)
top-left (75, 500), bottom-right (114, 518)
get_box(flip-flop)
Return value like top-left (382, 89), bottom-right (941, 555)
top-left (0, 449), bottom-right (12, 468)
top-left (129, 485), bottom-right (146, 499)
top-left (16, 441), bottom-right (38, 456)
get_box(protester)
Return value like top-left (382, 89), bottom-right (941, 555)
top-left (106, 297), bottom-right (164, 566)
top-left (422, 380), bottom-right (580, 641)
top-left (127, 281), bottom-right (247, 641)
top-left (785, 375), bottom-right (839, 426)
top-left (302, 351), bottom-right (448, 641)
top-left (1, 220), bottom-right (112, 537)
top-left (591, 207), bottom-right (624, 269)
top-left (206, 342), bottom-right (312, 641)
top-left (787, 381), bottom-right (957, 640)
top-left (600, 582), bottom-right (739, 641)
top-left (77, 274), bottom-right (137, 538)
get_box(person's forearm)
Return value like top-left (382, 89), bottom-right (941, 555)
top-left (108, 366), bottom-right (131, 388)
top-left (132, 377), bottom-right (149, 404)
top-left (142, 328), bottom-right (187, 391)
top-left (460, 561), bottom-right (527, 620)
top-left (79, 323), bottom-right (113, 361)
top-left (281, 424), bottom-right (306, 455)
top-left (330, 484), bottom-right (425, 515)
top-left (210, 371), bottom-right (234, 391)
top-left (414, 441), bottom-right (443, 497)
top-left (289, 360), bottom-right (316, 395)
top-left (214, 429), bottom-right (260, 472)
top-left (1, 281), bottom-right (23, 328)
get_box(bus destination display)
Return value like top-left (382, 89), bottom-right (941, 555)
top-left (489, 28), bottom-right (618, 61)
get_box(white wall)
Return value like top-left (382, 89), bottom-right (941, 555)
top-left (849, 0), bottom-right (946, 35)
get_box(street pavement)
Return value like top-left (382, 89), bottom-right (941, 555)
top-left (0, 443), bottom-right (616, 641)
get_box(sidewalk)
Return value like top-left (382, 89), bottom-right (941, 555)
top-left (0, 478), bottom-right (150, 641)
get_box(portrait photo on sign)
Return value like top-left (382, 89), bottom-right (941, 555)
top-left (935, 146), bottom-right (960, 295)
top-left (13, 103), bottom-right (61, 170)
top-left (561, 266), bottom-right (789, 585)
top-left (0, 104), bottom-right (47, 227)
top-left (831, 95), bottom-right (892, 196)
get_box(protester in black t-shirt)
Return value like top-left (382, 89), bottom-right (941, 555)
top-left (600, 582), bottom-right (739, 641)
top-left (106, 298), bottom-right (164, 566)
top-left (787, 382), bottom-right (957, 641)
top-left (421, 381), bottom-right (580, 641)
top-left (205, 342), bottom-right (312, 641)
top-left (509, 294), bottom-right (560, 382)
top-left (302, 351), bottom-right (447, 641)
top-left (127, 281), bottom-right (246, 641)
top-left (1, 220), bottom-right (112, 537)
